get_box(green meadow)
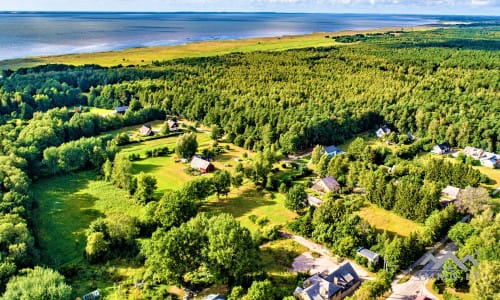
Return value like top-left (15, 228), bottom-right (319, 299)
top-left (32, 171), bottom-right (146, 297)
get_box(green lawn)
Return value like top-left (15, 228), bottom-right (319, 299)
top-left (32, 171), bottom-right (145, 297)
top-left (357, 202), bottom-right (424, 237)
top-left (203, 185), bottom-right (297, 232)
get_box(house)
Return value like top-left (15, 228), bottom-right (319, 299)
top-left (294, 263), bottom-right (361, 300)
top-left (325, 145), bottom-right (344, 157)
top-left (375, 125), bottom-right (391, 138)
top-left (356, 248), bottom-right (380, 266)
top-left (431, 142), bottom-right (451, 154)
top-left (167, 120), bottom-right (179, 132)
top-left (74, 105), bottom-right (83, 112)
top-left (190, 156), bottom-right (214, 173)
top-left (312, 176), bottom-right (340, 194)
top-left (114, 106), bottom-right (128, 114)
top-left (202, 295), bottom-right (226, 300)
top-left (441, 185), bottom-right (460, 205)
top-left (414, 297), bottom-right (432, 300)
top-left (139, 124), bottom-right (153, 136)
top-left (463, 146), bottom-right (500, 168)
top-left (307, 195), bottom-right (323, 207)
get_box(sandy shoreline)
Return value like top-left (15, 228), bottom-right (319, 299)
top-left (0, 24), bottom-right (438, 70)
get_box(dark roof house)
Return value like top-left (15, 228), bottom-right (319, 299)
top-left (431, 142), bottom-right (451, 155)
top-left (190, 156), bottom-right (214, 173)
top-left (294, 262), bottom-right (361, 300)
top-left (139, 124), bottom-right (153, 136)
top-left (325, 145), bottom-right (344, 157)
top-left (167, 120), bottom-right (179, 132)
top-left (376, 125), bottom-right (391, 138)
top-left (312, 176), bottom-right (340, 194)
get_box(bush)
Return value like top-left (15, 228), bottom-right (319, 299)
top-left (261, 225), bottom-right (281, 241)
top-left (248, 215), bottom-right (258, 223)
top-left (255, 216), bottom-right (270, 227)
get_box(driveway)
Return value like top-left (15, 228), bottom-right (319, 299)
top-left (284, 233), bottom-right (373, 280)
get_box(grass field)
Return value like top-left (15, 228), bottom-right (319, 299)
top-left (32, 171), bottom-right (146, 297)
top-left (204, 185), bottom-right (297, 232)
top-left (0, 26), bottom-right (433, 70)
top-left (357, 202), bottom-right (424, 237)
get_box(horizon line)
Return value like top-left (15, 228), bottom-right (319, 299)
top-left (0, 11), bottom-right (499, 17)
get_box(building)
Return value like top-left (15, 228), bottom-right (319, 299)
top-left (294, 263), bottom-right (361, 300)
top-left (356, 248), bottom-right (380, 266)
top-left (375, 125), bottom-right (391, 138)
top-left (312, 176), bottom-right (340, 194)
top-left (139, 124), bottom-right (153, 136)
top-left (440, 185), bottom-right (460, 206)
top-left (431, 142), bottom-right (451, 155)
top-left (167, 119), bottom-right (179, 132)
top-left (307, 195), bottom-right (323, 207)
top-left (190, 156), bottom-right (214, 173)
top-left (463, 146), bottom-right (500, 168)
top-left (114, 106), bottom-right (128, 114)
top-left (202, 295), bottom-right (226, 300)
top-left (324, 145), bottom-right (344, 157)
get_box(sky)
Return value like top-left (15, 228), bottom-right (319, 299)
top-left (1, 0), bottom-right (499, 15)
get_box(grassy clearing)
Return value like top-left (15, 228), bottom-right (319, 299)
top-left (32, 171), bottom-right (145, 297)
top-left (0, 26), bottom-right (434, 70)
top-left (357, 202), bottom-right (424, 237)
top-left (260, 238), bottom-right (308, 273)
top-left (89, 107), bottom-right (114, 115)
top-left (203, 185), bottom-right (297, 232)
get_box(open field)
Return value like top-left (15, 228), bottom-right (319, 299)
top-left (357, 202), bottom-right (424, 237)
top-left (0, 26), bottom-right (434, 70)
top-left (32, 171), bottom-right (145, 297)
top-left (204, 185), bottom-right (297, 232)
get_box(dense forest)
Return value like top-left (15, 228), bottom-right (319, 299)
top-left (1, 27), bottom-right (499, 153)
top-left (0, 25), bottom-right (498, 298)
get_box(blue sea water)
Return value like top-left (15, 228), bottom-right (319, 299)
top-left (0, 12), bottom-right (441, 60)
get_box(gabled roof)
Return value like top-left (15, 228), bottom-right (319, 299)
top-left (307, 195), bottom-right (323, 207)
top-left (357, 248), bottom-right (379, 261)
top-left (303, 278), bottom-right (342, 300)
top-left (139, 124), bottom-right (152, 135)
top-left (167, 120), bottom-right (178, 128)
top-left (320, 176), bottom-right (340, 190)
top-left (322, 262), bottom-right (360, 288)
top-left (442, 185), bottom-right (460, 199)
top-left (324, 145), bottom-right (344, 156)
top-left (190, 156), bottom-right (212, 169)
top-left (115, 106), bottom-right (128, 113)
top-left (436, 142), bottom-right (451, 150)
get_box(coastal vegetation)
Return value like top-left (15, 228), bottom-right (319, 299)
top-left (0, 24), bottom-right (497, 299)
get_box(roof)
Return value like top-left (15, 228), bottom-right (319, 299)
top-left (436, 142), bottom-right (451, 150)
top-left (442, 185), bottom-right (460, 199)
top-left (415, 297), bottom-right (431, 300)
top-left (115, 106), bottom-right (128, 113)
top-left (167, 120), bottom-right (178, 128)
top-left (376, 125), bottom-right (391, 137)
top-left (202, 294), bottom-right (226, 300)
top-left (139, 124), bottom-right (152, 135)
top-left (320, 176), bottom-right (340, 190)
top-left (190, 156), bottom-right (212, 169)
top-left (307, 195), bottom-right (323, 207)
top-left (357, 248), bottom-right (379, 261)
top-left (303, 278), bottom-right (342, 300)
top-left (324, 145), bottom-right (344, 156)
top-left (322, 262), bottom-right (360, 288)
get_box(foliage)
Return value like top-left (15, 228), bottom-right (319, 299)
top-left (145, 213), bottom-right (258, 287)
top-left (2, 266), bottom-right (72, 300)
top-left (212, 170), bottom-right (231, 199)
top-left (469, 260), bottom-right (500, 300)
top-left (244, 279), bottom-right (275, 300)
top-left (175, 132), bottom-right (198, 159)
top-left (134, 172), bottom-right (158, 204)
top-left (457, 186), bottom-right (491, 215)
top-left (285, 184), bottom-right (307, 212)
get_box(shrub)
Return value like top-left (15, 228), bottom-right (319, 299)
top-left (255, 216), bottom-right (269, 227)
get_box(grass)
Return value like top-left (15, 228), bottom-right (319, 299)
top-left (203, 185), bottom-right (297, 232)
top-left (426, 279), bottom-right (474, 300)
top-left (357, 202), bottom-right (424, 237)
top-left (32, 170), bottom-right (146, 297)
top-left (260, 238), bottom-right (308, 273)
top-left (0, 26), bottom-right (434, 70)
top-left (88, 107), bottom-right (114, 115)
